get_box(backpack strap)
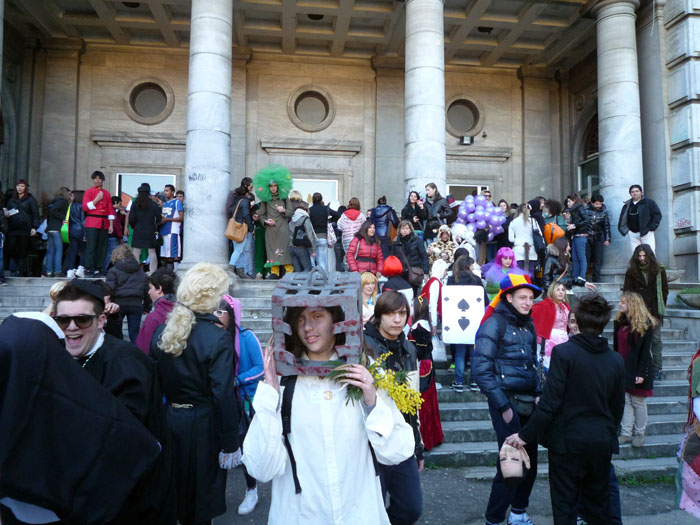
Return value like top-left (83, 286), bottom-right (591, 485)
top-left (280, 375), bottom-right (302, 494)
top-left (279, 374), bottom-right (379, 493)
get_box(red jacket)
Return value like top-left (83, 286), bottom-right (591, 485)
top-left (346, 237), bottom-right (384, 274)
top-left (83, 187), bottom-right (116, 230)
top-left (531, 298), bottom-right (570, 341)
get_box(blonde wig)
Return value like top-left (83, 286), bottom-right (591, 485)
top-left (546, 282), bottom-right (569, 304)
top-left (360, 271), bottom-right (378, 305)
top-left (158, 262), bottom-right (230, 356)
top-left (616, 291), bottom-right (658, 336)
top-left (44, 281), bottom-right (69, 315)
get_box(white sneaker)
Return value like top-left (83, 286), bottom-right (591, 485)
top-left (237, 487), bottom-right (258, 515)
top-left (75, 267), bottom-right (85, 278)
top-left (66, 269), bottom-right (76, 279)
top-left (508, 511), bottom-right (534, 525)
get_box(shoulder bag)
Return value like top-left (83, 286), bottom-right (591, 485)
top-left (225, 199), bottom-right (248, 242)
top-left (531, 220), bottom-right (546, 260)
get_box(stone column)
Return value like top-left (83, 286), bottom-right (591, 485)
top-left (592, 0), bottom-right (644, 267)
top-left (182, 0), bottom-right (233, 268)
top-left (404, 0), bottom-right (446, 196)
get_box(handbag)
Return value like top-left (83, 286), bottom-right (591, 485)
top-left (531, 221), bottom-right (546, 259)
top-left (406, 266), bottom-right (424, 287)
top-left (225, 200), bottom-right (248, 242)
top-left (60, 206), bottom-right (71, 244)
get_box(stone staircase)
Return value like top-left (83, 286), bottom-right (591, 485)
top-left (2, 276), bottom-right (696, 480)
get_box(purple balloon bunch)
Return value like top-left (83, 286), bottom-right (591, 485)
top-left (455, 194), bottom-right (507, 242)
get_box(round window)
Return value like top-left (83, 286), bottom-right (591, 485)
top-left (445, 96), bottom-right (484, 137)
top-left (288, 86), bottom-right (335, 132)
top-left (123, 78), bottom-right (174, 125)
top-left (131, 83), bottom-right (167, 118)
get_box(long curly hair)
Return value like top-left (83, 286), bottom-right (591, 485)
top-left (616, 291), bottom-right (658, 336)
top-left (628, 244), bottom-right (661, 277)
top-left (157, 262), bottom-right (229, 357)
top-left (253, 164), bottom-right (293, 202)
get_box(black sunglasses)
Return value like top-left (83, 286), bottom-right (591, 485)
top-left (53, 314), bottom-right (98, 329)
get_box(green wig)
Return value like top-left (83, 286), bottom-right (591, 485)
top-left (253, 164), bottom-right (294, 202)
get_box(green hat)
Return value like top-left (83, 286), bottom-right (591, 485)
top-left (253, 164), bottom-right (293, 202)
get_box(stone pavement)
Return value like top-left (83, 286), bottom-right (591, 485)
top-left (219, 466), bottom-right (695, 524)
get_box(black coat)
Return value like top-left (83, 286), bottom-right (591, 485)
top-left (518, 333), bottom-right (625, 456)
top-left (309, 203), bottom-right (340, 234)
top-left (568, 201), bottom-right (592, 236)
top-left (227, 192), bottom-right (254, 232)
top-left (46, 196), bottom-right (70, 231)
top-left (0, 316), bottom-right (161, 525)
top-left (5, 193), bottom-right (40, 235)
top-left (472, 302), bottom-right (540, 411)
top-left (364, 322), bottom-right (423, 459)
top-left (83, 335), bottom-right (176, 524)
top-left (129, 200), bottom-right (162, 249)
top-left (587, 203), bottom-right (612, 242)
top-left (391, 232), bottom-right (430, 273)
top-left (618, 198), bottom-right (662, 237)
top-left (151, 316), bottom-right (239, 523)
top-left (424, 196), bottom-right (451, 239)
top-left (613, 319), bottom-right (654, 391)
top-left (401, 201), bottom-right (428, 229)
top-left (622, 266), bottom-right (669, 319)
top-left (106, 257), bottom-right (147, 307)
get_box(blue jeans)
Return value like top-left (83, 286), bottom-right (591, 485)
top-left (102, 237), bottom-right (119, 274)
top-left (0, 234), bottom-right (5, 280)
top-left (572, 235), bottom-right (588, 280)
top-left (314, 238), bottom-right (328, 271)
top-left (290, 246), bottom-right (313, 272)
top-left (229, 233), bottom-right (253, 275)
top-left (117, 304), bottom-right (143, 342)
top-left (46, 231), bottom-right (64, 274)
top-left (453, 344), bottom-right (473, 384)
top-left (64, 230), bottom-right (86, 272)
top-left (378, 457), bottom-right (422, 524)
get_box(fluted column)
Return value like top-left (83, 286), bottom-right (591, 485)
top-left (404, 0), bottom-right (446, 195)
top-left (182, 0), bottom-right (233, 267)
top-left (593, 0), bottom-right (643, 265)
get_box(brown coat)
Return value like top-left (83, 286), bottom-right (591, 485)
top-left (622, 266), bottom-right (669, 319)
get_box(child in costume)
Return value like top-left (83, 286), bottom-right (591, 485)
top-left (254, 164), bottom-right (294, 279)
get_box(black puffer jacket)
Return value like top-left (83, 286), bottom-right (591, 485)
top-left (473, 301), bottom-right (540, 412)
top-left (47, 196), bottom-right (70, 232)
top-left (5, 193), bottom-right (41, 235)
top-left (568, 202), bottom-right (592, 236)
top-left (106, 257), bottom-right (147, 307)
top-left (424, 196), bottom-right (452, 239)
top-left (391, 232), bottom-right (429, 273)
top-left (364, 322), bottom-right (423, 460)
top-left (400, 201), bottom-right (428, 229)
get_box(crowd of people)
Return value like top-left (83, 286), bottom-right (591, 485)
top-left (0, 173), bottom-right (186, 283)
top-left (3, 168), bottom-right (697, 525)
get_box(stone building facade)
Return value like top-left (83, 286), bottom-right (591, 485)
top-left (0, 0), bottom-right (698, 277)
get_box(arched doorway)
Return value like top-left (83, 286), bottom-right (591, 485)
top-left (577, 115), bottom-right (599, 198)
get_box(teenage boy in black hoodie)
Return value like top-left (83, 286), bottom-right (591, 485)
top-left (506, 293), bottom-right (625, 525)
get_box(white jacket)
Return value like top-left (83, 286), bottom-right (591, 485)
top-left (242, 377), bottom-right (414, 525)
top-left (508, 216), bottom-right (539, 262)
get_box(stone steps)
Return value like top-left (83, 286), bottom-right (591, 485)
top-left (424, 433), bottom-right (685, 468)
top-left (439, 412), bottom-right (688, 444)
top-left (438, 396), bottom-right (688, 423)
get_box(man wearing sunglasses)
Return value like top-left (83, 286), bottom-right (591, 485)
top-left (53, 280), bottom-right (176, 524)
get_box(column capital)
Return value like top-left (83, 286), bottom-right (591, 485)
top-left (591, 0), bottom-right (640, 19)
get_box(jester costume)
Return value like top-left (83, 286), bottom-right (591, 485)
top-left (677, 349), bottom-right (700, 517)
top-left (253, 164), bottom-right (294, 277)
